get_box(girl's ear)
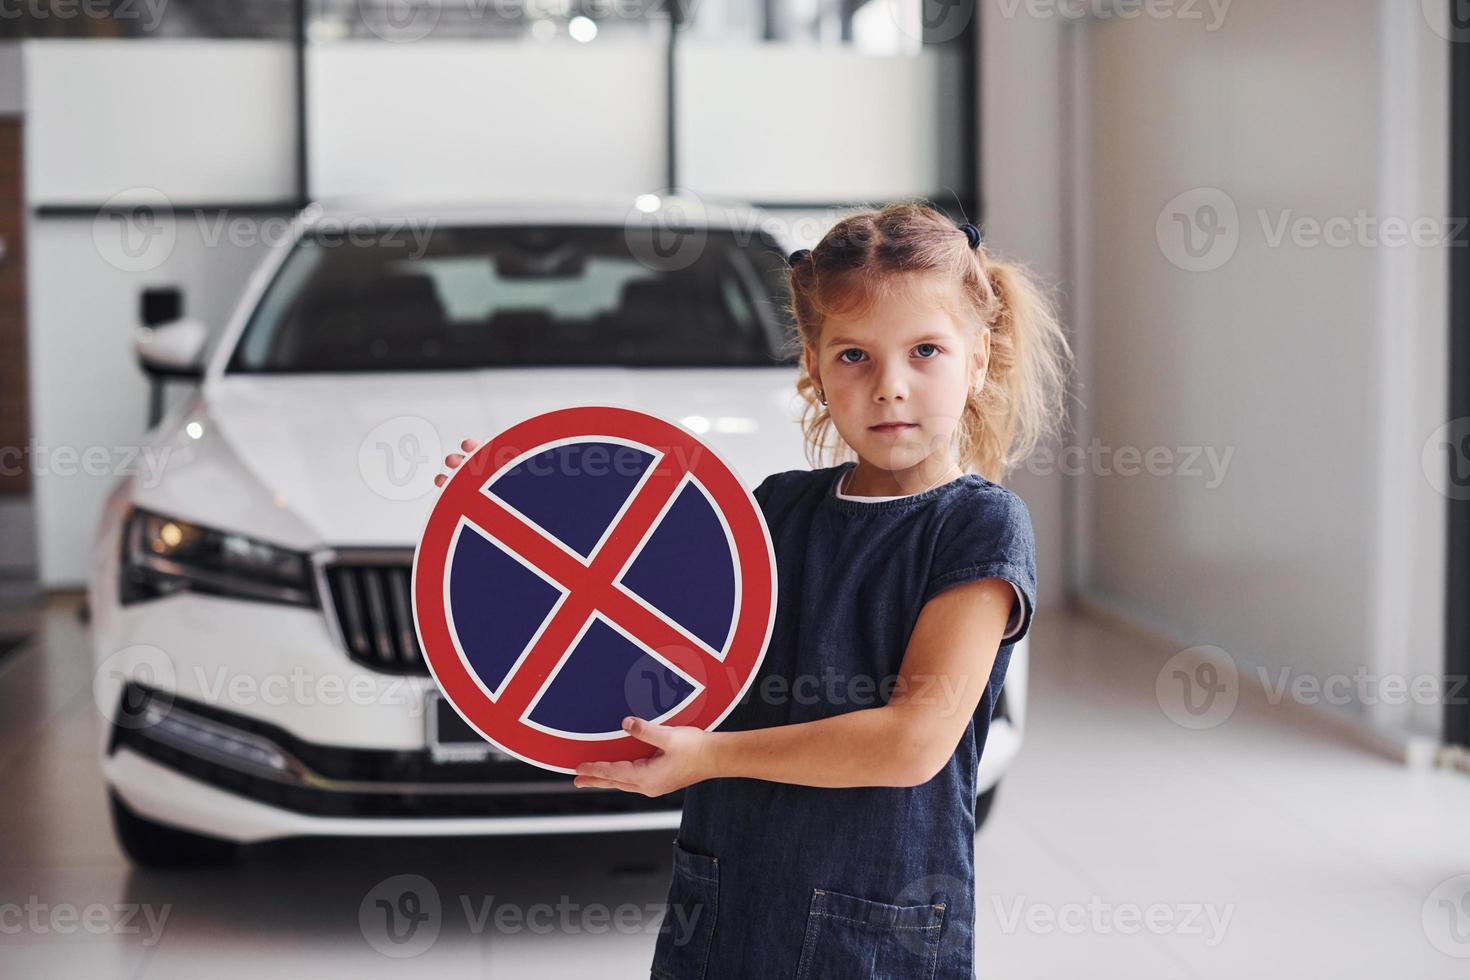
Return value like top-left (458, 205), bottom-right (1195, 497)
top-left (804, 342), bottom-right (821, 390)
top-left (972, 331), bottom-right (991, 387)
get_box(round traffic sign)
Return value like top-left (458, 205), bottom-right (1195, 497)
top-left (411, 406), bottom-right (777, 773)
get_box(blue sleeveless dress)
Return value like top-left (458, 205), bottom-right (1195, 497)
top-left (650, 460), bottom-right (1037, 980)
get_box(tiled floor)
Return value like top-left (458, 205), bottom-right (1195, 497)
top-left (2, 593), bottom-right (1469, 978)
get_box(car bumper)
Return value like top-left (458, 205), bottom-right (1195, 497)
top-left (107, 750), bottom-right (682, 843)
top-left (104, 683), bottom-right (682, 843)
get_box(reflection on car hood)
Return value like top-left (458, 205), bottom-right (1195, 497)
top-left (133, 368), bottom-right (805, 551)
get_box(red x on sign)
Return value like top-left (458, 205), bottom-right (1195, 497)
top-left (411, 406), bottom-right (777, 773)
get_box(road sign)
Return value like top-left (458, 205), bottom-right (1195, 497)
top-left (412, 406), bottom-right (777, 773)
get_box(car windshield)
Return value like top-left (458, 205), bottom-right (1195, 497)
top-left (225, 222), bottom-right (798, 372)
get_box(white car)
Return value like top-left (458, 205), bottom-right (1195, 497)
top-left (87, 198), bottom-right (1029, 867)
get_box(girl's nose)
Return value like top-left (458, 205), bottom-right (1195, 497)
top-left (873, 363), bottom-right (908, 402)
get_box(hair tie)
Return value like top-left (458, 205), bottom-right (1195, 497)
top-left (958, 222), bottom-right (982, 249)
top-left (787, 248), bottom-right (812, 265)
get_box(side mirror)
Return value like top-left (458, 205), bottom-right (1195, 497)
top-left (140, 286), bottom-right (184, 328)
top-left (136, 317), bottom-right (208, 380)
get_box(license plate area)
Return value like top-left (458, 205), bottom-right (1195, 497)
top-left (426, 691), bottom-right (510, 764)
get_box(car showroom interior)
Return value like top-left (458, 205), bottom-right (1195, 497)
top-left (2, 1), bottom-right (1470, 977)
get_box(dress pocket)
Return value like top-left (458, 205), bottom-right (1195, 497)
top-left (793, 886), bottom-right (946, 980)
top-left (650, 839), bottom-right (720, 980)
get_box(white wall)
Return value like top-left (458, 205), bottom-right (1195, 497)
top-left (678, 41), bottom-right (966, 203)
top-left (1078, 0), bottom-right (1448, 740)
top-left (1383, 0), bottom-right (1452, 740)
top-left (26, 215), bottom-right (281, 586)
top-left (24, 41), bottom-right (296, 205)
top-left (307, 40), bottom-right (965, 206)
top-left (308, 41), bottom-right (666, 202)
top-left (23, 40), bottom-right (298, 585)
top-left (979, 5), bottom-right (1072, 620)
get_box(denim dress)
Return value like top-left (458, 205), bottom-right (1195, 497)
top-left (650, 460), bottom-right (1038, 980)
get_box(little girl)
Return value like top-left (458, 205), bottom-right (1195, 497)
top-left (437, 201), bottom-right (1071, 979)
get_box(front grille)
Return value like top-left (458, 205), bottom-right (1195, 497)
top-left (323, 559), bottom-right (428, 674)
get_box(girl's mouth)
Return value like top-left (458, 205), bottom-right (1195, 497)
top-left (869, 423), bottom-right (917, 433)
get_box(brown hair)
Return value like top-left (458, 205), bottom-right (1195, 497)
top-left (780, 200), bottom-right (1073, 484)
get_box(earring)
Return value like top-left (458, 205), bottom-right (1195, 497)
top-left (816, 387), bottom-right (827, 406)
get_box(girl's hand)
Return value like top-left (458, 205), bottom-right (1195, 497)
top-left (434, 438), bottom-right (480, 488)
top-left (573, 716), bottom-right (716, 797)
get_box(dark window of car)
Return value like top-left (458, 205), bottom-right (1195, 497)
top-left (225, 223), bottom-right (798, 373)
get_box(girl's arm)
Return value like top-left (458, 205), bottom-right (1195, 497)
top-left (573, 576), bottom-right (1017, 795)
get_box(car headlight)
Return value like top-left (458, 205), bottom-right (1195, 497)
top-left (119, 507), bottom-right (317, 607)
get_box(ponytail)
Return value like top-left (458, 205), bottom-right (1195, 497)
top-left (960, 255), bottom-right (1073, 481)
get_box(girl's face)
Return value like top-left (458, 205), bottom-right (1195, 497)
top-left (804, 276), bottom-right (989, 484)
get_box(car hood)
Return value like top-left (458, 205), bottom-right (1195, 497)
top-left (134, 368), bottom-right (806, 551)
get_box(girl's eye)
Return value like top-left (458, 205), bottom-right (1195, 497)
top-left (838, 349), bottom-right (866, 364)
top-left (914, 343), bottom-right (941, 358)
